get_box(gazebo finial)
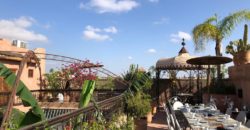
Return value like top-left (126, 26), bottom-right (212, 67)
top-left (181, 38), bottom-right (185, 47)
top-left (178, 38), bottom-right (188, 55)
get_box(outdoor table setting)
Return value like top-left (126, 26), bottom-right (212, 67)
top-left (179, 103), bottom-right (249, 130)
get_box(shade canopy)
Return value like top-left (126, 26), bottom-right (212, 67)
top-left (156, 41), bottom-right (205, 70)
top-left (186, 56), bottom-right (232, 65)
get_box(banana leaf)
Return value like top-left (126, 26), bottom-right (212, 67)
top-left (79, 80), bottom-right (95, 108)
top-left (0, 63), bottom-right (45, 127)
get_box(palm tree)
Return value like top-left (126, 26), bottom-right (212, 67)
top-left (192, 10), bottom-right (250, 79)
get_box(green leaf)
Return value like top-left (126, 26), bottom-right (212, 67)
top-left (0, 63), bottom-right (45, 127)
top-left (79, 80), bottom-right (96, 108)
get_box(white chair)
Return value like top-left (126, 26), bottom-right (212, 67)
top-left (209, 103), bottom-right (217, 110)
top-left (175, 119), bottom-right (182, 130)
top-left (163, 105), bottom-right (171, 127)
top-left (169, 126), bottom-right (174, 130)
top-left (172, 101), bottom-right (184, 110)
top-left (236, 111), bottom-right (247, 124)
top-left (170, 114), bottom-right (175, 128)
top-left (246, 120), bottom-right (250, 128)
top-left (57, 93), bottom-right (64, 103)
top-left (225, 108), bottom-right (232, 116)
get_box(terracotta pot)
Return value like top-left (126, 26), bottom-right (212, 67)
top-left (236, 51), bottom-right (250, 65)
top-left (233, 51), bottom-right (250, 66)
top-left (134, 118), bottom-right (147, 130)
top-left (233, 54), bottom-right (239, 66)
top-left (152, 106), bottom-right (157, 114)
top-left (146, 112), bottom-right (152, 123)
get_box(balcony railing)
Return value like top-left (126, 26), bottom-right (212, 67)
top-left (0, 89), bottom-right (125, 107)
top-left (20, 94), bottom-right (123, 130)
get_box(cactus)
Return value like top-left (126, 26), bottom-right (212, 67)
top-left (243, 24), bottom-right (248, 46)
top-left (226, 24), bottom-right (250, 55)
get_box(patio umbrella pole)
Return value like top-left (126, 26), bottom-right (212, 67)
top-left (207, 65), bottom-right (210, 103)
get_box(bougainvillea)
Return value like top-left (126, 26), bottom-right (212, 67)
top-left (45, 60), bottom-right (101, 89)
top-left (61, 60), bottom-right (101, 88)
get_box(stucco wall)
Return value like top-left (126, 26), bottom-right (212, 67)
top-left (229, 64), bottom-right (250, 108)
top-left (0, 39), bottom-right (46, 91)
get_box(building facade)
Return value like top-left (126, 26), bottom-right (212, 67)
top-left (0, 39), bottom-right (46, 91)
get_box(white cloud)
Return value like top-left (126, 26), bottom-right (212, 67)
top-left (128, 56), bottom-right (133, 60)
top-left (80, 0), bottom-right (139, 13)
top-left (83, 25), bottom-right (118, 41)
top-left (104, 26), bottom-right (118, 33)
top-left (153, 17), bottom-right (168, 25)
top-left (0, 17), bottom-right (48, 42)
top-left (84, 30), bottom-right (111, 41)
top-left (170, 31), bottom-right (192, 43)
top-left (148, 48), bottom-right (156, 53)
top-left (148, 0), bottom-right (159, 3)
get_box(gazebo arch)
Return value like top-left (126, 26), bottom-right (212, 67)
top-left (155, 39), bottom-right (205, 105)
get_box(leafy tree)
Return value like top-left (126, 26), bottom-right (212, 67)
top-left (95, 77), bottom-right (115, 90)
top-left (44, 69), bottom-right (63, 89)
top-left (192, 10), bottom-right (250, 78)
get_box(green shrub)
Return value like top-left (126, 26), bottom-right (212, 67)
top-left (125, 92), bottom-right (151, 119)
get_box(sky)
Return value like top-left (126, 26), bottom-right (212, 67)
top-left (0, 0), bottom-right (250, 75)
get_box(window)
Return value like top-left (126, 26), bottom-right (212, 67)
top-left (20, 42), bottom-right (26, 48)
top-left (28, 69), bottom-right (33, 78)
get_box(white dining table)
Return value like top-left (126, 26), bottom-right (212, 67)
top-left (180, 105), bottom-right (249, 130)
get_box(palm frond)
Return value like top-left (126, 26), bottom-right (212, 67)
top-left (123, 64), bottom-right (152, 93)
top-left (219, 10), bottom-right (250, 37)
top-left (204, 15), bottom-right (217, 24)
top-left (192, 23), bottom-right (219, 51)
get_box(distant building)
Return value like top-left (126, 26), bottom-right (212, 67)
top-left (0, 39), bottom-right (46, 91)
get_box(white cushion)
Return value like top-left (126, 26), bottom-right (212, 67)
top-left (172, 101), bottom-right (184, 110)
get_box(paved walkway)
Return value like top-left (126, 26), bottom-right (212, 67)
top-left (147, 107), bottom-right (168, 130)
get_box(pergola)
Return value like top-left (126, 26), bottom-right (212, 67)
top-left (155, 39), bottom-right (206, 105)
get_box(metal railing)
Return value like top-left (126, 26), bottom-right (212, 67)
top-left (30, 89), bottom-right (124, 102)
top-left (20, 94), bottom-right (124, 130)
top-left (0, 89), bottom-right (125, 107)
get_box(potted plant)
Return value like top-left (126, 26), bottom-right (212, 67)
top-left (226, 24), bottom-right (250, 65)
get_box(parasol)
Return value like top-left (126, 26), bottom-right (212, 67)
top-left (187, 56), bottom-right (232, 102)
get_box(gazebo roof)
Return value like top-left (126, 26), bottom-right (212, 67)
top-left (156, 39), bottom-right (204, 70)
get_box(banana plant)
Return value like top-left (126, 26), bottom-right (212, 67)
top-left (74, 80), bottom-right (95, 129)
top-left (0, 63), bottom-right (45, 127)
top-left (79, 80), bottom-right (96, 108)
